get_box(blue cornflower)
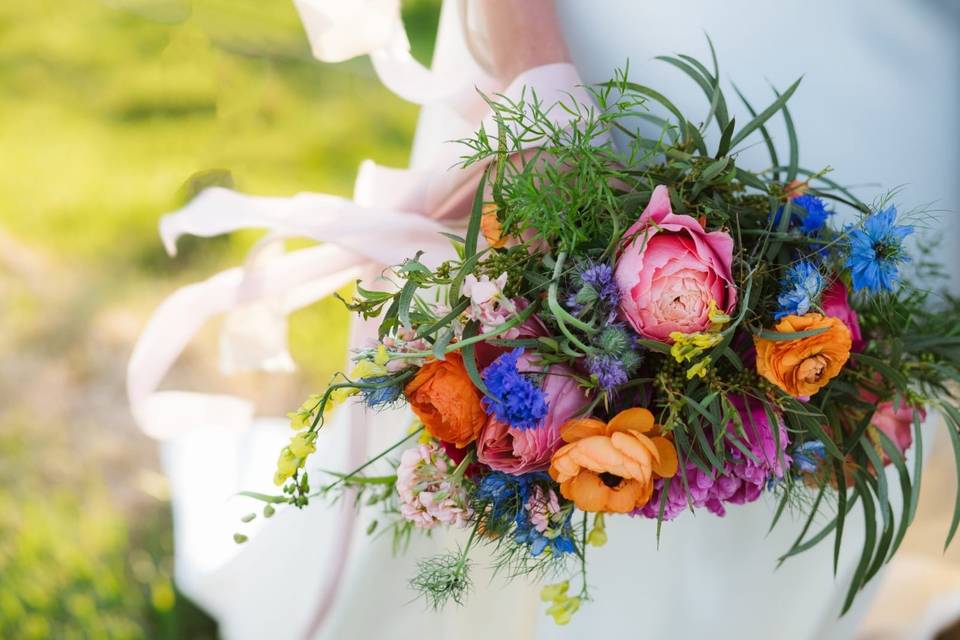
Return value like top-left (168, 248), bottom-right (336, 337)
top-left (586, 353), bottom-right (628, 391)
top-left (793, 195), bottom-right (833, 234)
top-left (793, 440), bottom-right (827, 474)
top-left (772, 195), bottom-right (833, 235)
top-left (360, 375), bottom-right (402, 407)
top-left (775, 261), bottom-right (824, 320)
top-left (845, 207), bottom-right (913, 293)
top-left (482, 349), bottom-right (548, 430)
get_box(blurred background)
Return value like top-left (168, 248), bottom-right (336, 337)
top-left (0, 0), bottom-right (440, 636)
top-left (1, 1), bottom-right (958, 638)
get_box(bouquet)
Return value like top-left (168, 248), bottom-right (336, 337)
top-left (240, 48), bottom-right (960, 624)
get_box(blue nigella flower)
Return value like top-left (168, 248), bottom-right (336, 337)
top-left (586, 353), bottom-right (628, 391)
top-left (476, 471), bottom-right (530, 522)
top-left (793, 440), bottom-right (827, 474)
top-left (845, 207), bottom-right (913, 293)
top-left (360, 375), bottom-right (402, 407)
top-left (775, 261), bottom-right (825, 320)
top-left (772, 194), bottom-right (833, 235)
top-left (482, 349), bottom-right (549, 430)
top-left (477, 472), bottom-right (575, 557)
top-left (793, 195), bottom-right (833, 234)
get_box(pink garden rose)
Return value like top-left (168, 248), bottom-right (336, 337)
top-left (476, 358), bottom-right (590, 475)
top-left (822, 279), bottom-right (864, 352)
top-left (614, 185), bottom-right (737, 342)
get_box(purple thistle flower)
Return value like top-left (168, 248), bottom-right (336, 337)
top-left (580, 262), bottom-right (620, 308)
top-left (586, 354), bottom-right (629, 391)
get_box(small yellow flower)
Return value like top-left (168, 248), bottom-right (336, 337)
top-left (350, 359), bottom-right (387, 380)
top-left (540, 581), bottom-right (569, 603)
top-left (587, 513), bottom-right (607, 546)
top-left (686, 357), bottom-right (712, 380)
top-left (287, 411), bottom-right (311, 431)
top-left (546, 596), bottom-right (581, 625)
top-left (588, 528), bottom-right (607, 547)
top-left (373, 344), bottom-right (390, 367)
top-left (707, 299), bottom-right (732, 329)
top-left (273, 448), bottom-right (301, 486)
top-left (289, 433), bottom-right (316, 459)
top-left (670, 331), bottom-right (722, 363)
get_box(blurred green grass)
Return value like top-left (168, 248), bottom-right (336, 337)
top-left (0, 0), bottom-right (439, 637)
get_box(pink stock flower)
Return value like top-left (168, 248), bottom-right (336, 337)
top-left (476, 358), bottom-right (591, 475)
top-left (614, 185), bottom-right (737, 342)
top-left (525, 485), bottom-right (561, 533)
top-left (822, 280), bottom-right (865, 352)
top-left (462, 273), bottom-right (519, 338)
top-left (396, 443), bottom-right (472, 529)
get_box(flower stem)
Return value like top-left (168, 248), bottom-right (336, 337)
top-left (313, 427), bottom-right (424, 496)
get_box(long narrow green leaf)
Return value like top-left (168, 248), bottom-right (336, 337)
top-left (833, 457), bottom-right (847, 576)
top-left (841, 480), bottom-right (877, 615)
top-left (616, 81), bottom-right (688, 134)
top-left (854, 353), bottom-right (909, 390)
top-left (754, 326), bottom-right (830, 341)
top-left (860, 436), bottom-right (891, 534)
top-left (777, 483), bottom-right (825, 567)
top-left (731, 82), bottom-right (779, 179)
top-left (729, 77), bottom-right (802, 149)
top-left (431, 327), bottom-right (455, 361)
top-left (773, 86), bottom-right (799, 182)
top-left (908, 410), bottom-right (924, 527)
top-left (939, 403), bottom-right (960, 549)
top-left (656, 477), bottom-right (671, 548)
top-left (679, 53), bottom-right (730, 132)
top-left (780, 492), bottom-right (862, 562)
top-left (415, 299), bottom-right (470, 339)
top-left (875, 428), bottom-right (913, 559)
top-left (656, 55), bottom-right (729, 132)
top-left (460, 321), bottom-right (493, 399)
top-left (464, 168), bottom-right (488, 260)
top-left (767, 486), bottom-right (792, 536)
top-left (396, 279), bottom-right (418, 330)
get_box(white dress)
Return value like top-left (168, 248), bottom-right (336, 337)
top-left (131, 1), bottom-right (959, 639)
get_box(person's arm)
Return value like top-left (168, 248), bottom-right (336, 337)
top-left (476, 0), bottom-right (571, 82)
top-left (431, 0), bottom-right (573, 222)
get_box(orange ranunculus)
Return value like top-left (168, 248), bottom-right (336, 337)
top-left (754, 313), bottom-right (852, 398)
top-left (404, 353), bottom-right (486, 447)
top-left (480, 203), bottom-right (507, 249)
top-left (548, 408), bottom-right (678, 513)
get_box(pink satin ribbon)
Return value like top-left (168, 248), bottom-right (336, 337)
top-left (127, 5), bottom-right (591, 634)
